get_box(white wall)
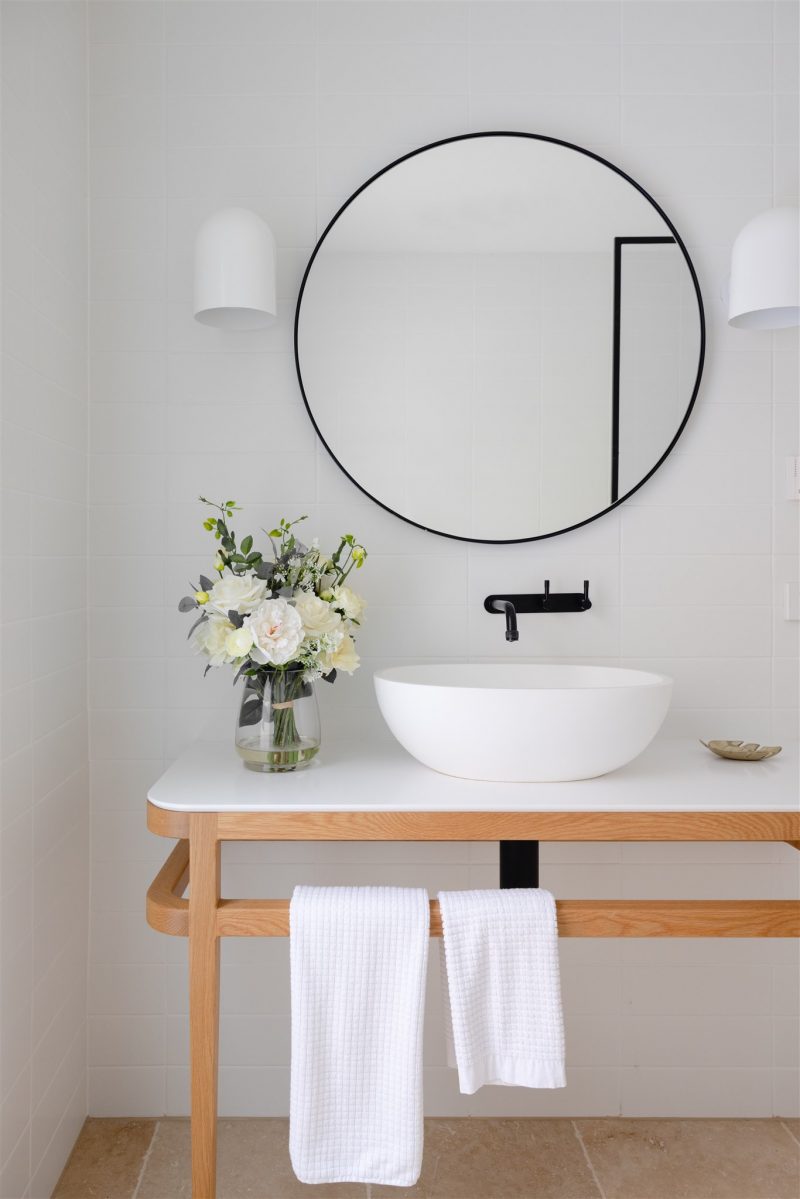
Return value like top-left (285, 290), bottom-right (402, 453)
top-left (86, 0), bottom-right (799, 1121)
top-left (0, 3), bottom-right (90, 1196)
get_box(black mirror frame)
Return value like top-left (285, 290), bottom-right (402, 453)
top-left (294, 131), bottom-right (706, 546)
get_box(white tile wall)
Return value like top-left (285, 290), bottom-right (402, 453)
top-left (1, 2), bottom-right (90, 1195)
top-left (84, 0), bottom-right (799, 1122)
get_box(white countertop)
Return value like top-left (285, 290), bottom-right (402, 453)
top-left (148, 725), bottom-right (799, 813)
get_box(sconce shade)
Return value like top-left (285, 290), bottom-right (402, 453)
top-left (728, 206), bottom-right (800, 330)
top-left (194, 207), bottom-right (276, 330)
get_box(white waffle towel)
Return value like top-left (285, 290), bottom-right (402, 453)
top-left (289, 885), bottom-right (430, 1186)
top-left (438, 888), bottom-right (565, 1094)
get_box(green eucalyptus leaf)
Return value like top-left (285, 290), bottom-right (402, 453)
top-left (187, 612), bottom-right (208, 639)
top-left (241, 534), bottom-right (253, 555)
top-left (239, 696), bottom-right (263, 727)
top-left (178, 596), bottom-right (197, 612)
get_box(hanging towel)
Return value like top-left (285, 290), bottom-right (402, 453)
top-left (289, 885), bottom-right (430, 1187)
top-left (438, 888), bottom-right (565, 1094)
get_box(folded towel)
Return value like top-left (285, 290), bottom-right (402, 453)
top-left (438, 888), bottom-right (565, 1094)
top-left (289, 885), bottom-right (430, 1186)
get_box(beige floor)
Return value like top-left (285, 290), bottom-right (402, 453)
top-left (52, 1116), bottom-right (800, 1199)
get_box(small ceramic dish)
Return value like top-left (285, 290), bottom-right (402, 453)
top-left (700, 739), bottom-right (782, 761)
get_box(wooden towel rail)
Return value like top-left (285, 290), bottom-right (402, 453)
top-left (148, 837), bottom-right (800, 940)
top-left (145, 802), bottom-right (800, 1198)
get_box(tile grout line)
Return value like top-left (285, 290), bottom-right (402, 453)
top-left (571, 1120), bottom-right (609, 1199)
top-left (131, 1120), bottom-right (161, 1199)
top-left (780, 1119), bottom-right (800, 1148)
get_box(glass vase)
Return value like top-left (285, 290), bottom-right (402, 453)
top-left (235, 669), bottom-right (320, 772)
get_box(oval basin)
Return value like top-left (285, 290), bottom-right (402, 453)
top-left (374, 664), bottom-right (672, 782)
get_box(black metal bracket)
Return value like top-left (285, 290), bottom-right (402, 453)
top-left (484, 580), bottom-right (591, 616)
top-left (499, 841), bottom-right (539, 888)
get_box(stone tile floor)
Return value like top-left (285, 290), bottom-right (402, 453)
top-left (52, 1117), bottom-right (800, 1199)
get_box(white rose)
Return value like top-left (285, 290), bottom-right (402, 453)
top-left (225, 625), bottom-right (254, 659)
top-left (208, 573), bottom-right (268, 617)
top-left (332, 585), bottom-right (365, 623)
top-left (321, 632), bottom-right (359, 676)
top-left (293, 591), bottom-right (343, 637)
top-left (246, 598), bottom-right (304, 667)
top-left (191, 616), bottom-right (235, 667)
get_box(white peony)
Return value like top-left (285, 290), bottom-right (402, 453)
top-left (321, 632), bottom-right (360, 676)
top-left (246, 598), bottom-right (304, 666)
top-left (331, 584), bottom-right (365, 623)
top-left (191, 616), bottom-right (236, 667)
top-left (225, 625), bottom-right (254, 659)
top-left (293, 590), bottom-right (343, 637)
top-left (207, 573), bottom-right (268, 616)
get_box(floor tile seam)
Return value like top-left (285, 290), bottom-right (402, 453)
top-left (779, 1118), bottom-right (800, 1147)
top-left (131, 1118), bottom-right (161, 1199)
top-left (570, 1119), bottom-right (609, 1199)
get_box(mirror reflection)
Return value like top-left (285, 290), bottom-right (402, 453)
top-left (296, 135), bottom-right (703, 543)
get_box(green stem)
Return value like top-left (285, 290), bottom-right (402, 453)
top-left (269, 669), bottom-right (305, 768)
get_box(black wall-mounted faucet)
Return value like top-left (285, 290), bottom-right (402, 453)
top-left (490, 599), bottom-right (519, 642)
top-left (485, 580), bottom-right (591, 642)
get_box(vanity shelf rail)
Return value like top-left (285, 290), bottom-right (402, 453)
top-left (147, 837), bottom-right (800, 940)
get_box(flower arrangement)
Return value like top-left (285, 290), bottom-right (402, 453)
top-left (179, 498), bottom-right (367, 770)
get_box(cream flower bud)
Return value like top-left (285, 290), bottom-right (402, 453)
top-left (195, 590), bottom-right (209, 605)
top-left (225, 625), bottom-right (254, 659)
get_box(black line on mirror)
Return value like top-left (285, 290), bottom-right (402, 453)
top-left (611, 235), bottom-right (676, 507)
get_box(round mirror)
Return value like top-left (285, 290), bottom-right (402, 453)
top-left (295, 133), bottom-right (705, 544)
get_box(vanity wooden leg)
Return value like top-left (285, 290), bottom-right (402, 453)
top-left (189, 814), bottom-right (221, 1199)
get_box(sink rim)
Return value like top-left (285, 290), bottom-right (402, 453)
top-left (374, 663), bottom-right (673, 693)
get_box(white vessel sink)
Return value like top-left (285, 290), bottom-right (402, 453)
top-left (374, 664), bottom-right (672, 782)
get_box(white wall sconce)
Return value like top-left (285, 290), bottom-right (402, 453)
top-left (194, 207), bottom-right (276, 331)
top-left (728, 206), bottom-right (799, 330)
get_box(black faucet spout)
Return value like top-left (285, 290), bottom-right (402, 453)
top-left (491, 599), bottom-right (519, 642)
